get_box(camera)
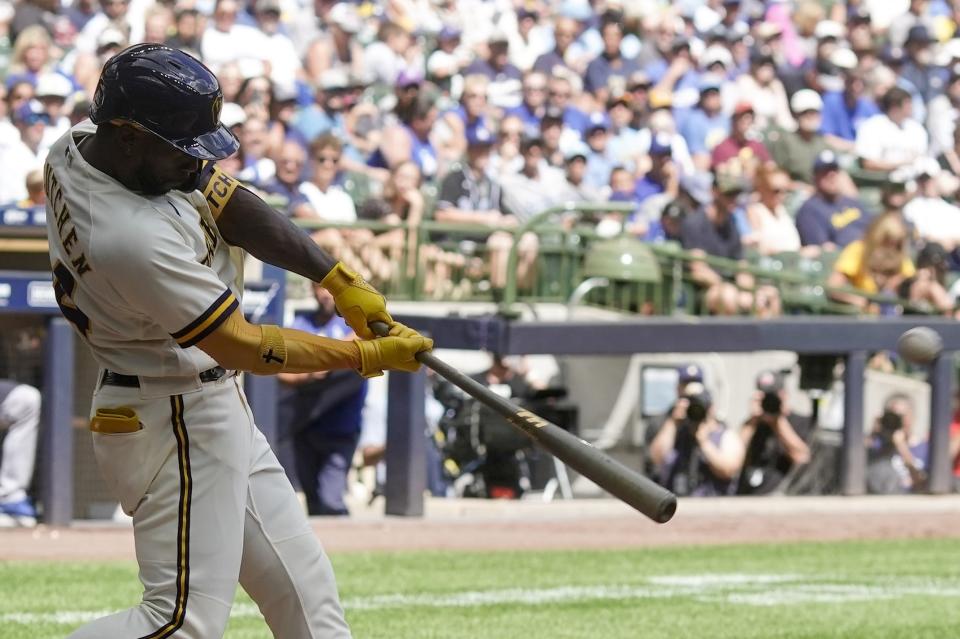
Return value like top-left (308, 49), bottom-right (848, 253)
top-left (756, 370), bottom-right (783, 416)
top-left (683, 383), bottom-right (711, 424)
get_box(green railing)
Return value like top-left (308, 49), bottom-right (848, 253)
top-left (292, 209), bottom-right (932, 317)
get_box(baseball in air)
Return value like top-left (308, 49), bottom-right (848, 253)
top-left (896, 327), bottom-right (944, 365)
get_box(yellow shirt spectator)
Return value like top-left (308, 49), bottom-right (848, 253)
top-left (834, 239), bottom-right (915, 294)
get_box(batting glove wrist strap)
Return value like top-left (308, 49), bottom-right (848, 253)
top-left (320, 262), bottom-right (393, 341)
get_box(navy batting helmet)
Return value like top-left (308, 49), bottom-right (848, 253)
top-left (90, 44), bottom-right (239, 160)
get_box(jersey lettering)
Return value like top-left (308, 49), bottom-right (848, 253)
top-left (45, 163), bottom-right (91, 277)
top-left (53, 260), bottom-right (91, 337)
top-left (201, 163), bottom-right (239, 220)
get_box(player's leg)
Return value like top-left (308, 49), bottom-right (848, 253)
top-left (69, 384), bottom-right (251, 639)
top-left (239, 415), bottom-right (351, 638)
top-left (0, 384), bottom-right (41, 525)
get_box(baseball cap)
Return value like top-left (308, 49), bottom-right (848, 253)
top-left (649, 132), bottom-right (672, 156)
top-left (14, 100), bottom-right (50, 126)
top-left (733, 101), bottom-right (754, 117)
top-left (755, 370), bottom-right (783, 392)
top-left (254, 0), bottom-right (281, 13)
top-left (320, 68), bottom-right (350, 91)
top-left (701, 45), bottom-right (733, 70)
top-left (438, 24), bottom-right (461, 40)
top-left (586, 111), bottom-right (610, 132)
top-left (395, 68), bottom-right (424, 88)
top-left (678, 364), bottom-right (704, 384)
top-left (519, 135), bottom-right (544, 153)
top-left (35, 73), bottom-right (72, 99)
top-left (830, 48), bottom-right (858, 72)
top-left (755, 21), bottom-right (783, 41)
top-left (814, 20), bottom-right (845, 41)
top-left (680, 172), bottom-right (713, 205)
top-left (327, 3), bottom-right (361, 33)
top-left (813, 149), bottom-right (840, 173)
top-left (906, 24), bottom-right (935, 45)
top-left (914, 156), bottom-right (941, 179)
top-left (466, 125), bottom-right (496, 148)
top-left (790, 89), bottom-right (823, 114)
top-left (564, 140), bottom-right (590, 162)
top-left (96, 26), bottom-right (126, 50)
top-left (541, 107), bottom-right (564, 127)
top-left (698, 77), bottom-right (722, 95)
top-left (219, 102), bottom-right (247, 129)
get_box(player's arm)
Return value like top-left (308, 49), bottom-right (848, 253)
top-left (199, 163), bottom-right (408, 341)
top-left (191, 305), bottom-right (432, 379)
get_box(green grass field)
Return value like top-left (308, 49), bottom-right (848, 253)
top-left (3, 538), bottom-right (960, 638)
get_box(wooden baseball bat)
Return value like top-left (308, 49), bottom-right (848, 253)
top-left (372, 322), bottom-right (678, 523)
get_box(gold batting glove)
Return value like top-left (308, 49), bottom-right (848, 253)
top-left (320, 262), bottom-right (393, 340)
top-left (356, 333), bottom-right (434, 378)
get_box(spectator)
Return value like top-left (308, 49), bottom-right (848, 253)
top-left (20, 168), bottom-right (44, 207)
top-left (539, 109), bottom-right (567, 168)
top-left (165, 7), bottom-right (201, 58)
top-left (361, 160), bottom-right (424, 283)
top-left (253, 0), bottom-right (302, 87)
top-left (903, 159), bottom-right (960, 251)
top-left (0, 381), bottom-right (40, 527)
top-left (680, 77), bottom-right (730, 172)
top-left (293, 68), bottom-right (350, 143)
top-left (856, 86), bottom-right (929, 172)
top-left (295, 133), bottom-right (356, 222)
top-left (500, 135), bottom-right (567, 222)
top-left (369, 86), bottom-right (439, 182)
top-left (201, 0), bottom-right (268, 75)
top-left (606, 94), bottom-right (644, 173)
top-left (827, 212), bottom-right (949, 314)
top-left (769, 89), bottom-right (831, 188)
top-left (736, 370), bottom-right (811, 495)
top-left (733, 47), bottom-right (794, 132)
top-left (680, 171), bottom-right (781, 317)
top-left (889, 0), bottom-right (939, 49)
top-left (533, 16), bottom-right (579, 75)
top-left (506, 71), bottom-right (549, 138)
top-left (820, 49), bottom-right (879, 151)
top-left (795, 150), bottom-right (871, 251)
top-left (363, 21), bottom-right (420, 88)
top-left (304, 2), bottom-right (365, 84)
top-left (634, 133), bottom-right (679, 206)
top-left (278, 283), bottom-right (366, 515)
top-left (744, 165), bottom-right (802, 256)
top-left (584, 17), bottom-right (639, 104)
top-left (11, 0), bottom-right (60, 42)
top-left (465, 30), bottom-right (522, 109)
top-left (899, 25), bottom-right (945, 106)
top-left (7, 25), bottom-right (56, 87)
top-left (0, 100), bottom-right (48, 204)
top-left (545, 73), bottom-right (589, 134)
top-left (558, 142), bottom-right (602, 202)
top-left (509, 7), bottom-right (551, 72)
top-left (489, 113), bottom-right (524, 178)
top-left (142, 5), bottom-right (172, 45)
top-left (235, 116), bottom-right (275, 187)
top-left (35, 72), bottom-right (72, 152)
top-left (426, 25), bottom-right (468, 92)
top-left (898, 242), bottom-right (956, 317)
top-left (649, 382), bottom-right (743, 497)
top-left (927, 65), bottom-right (960, 162)
top-left (582, 112), bottom-right (616, 190)
top-left (260, 139), bottom-right (307, 214)
top-left (74, 0), bottom-right (137, 55)
top-left (867, 393), bottom-right (927, 494)
top-left (710, 102), bottom-right (771, 177)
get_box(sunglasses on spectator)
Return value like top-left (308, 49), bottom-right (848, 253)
top-left (629, 83), bottom-right (651, 92)
top-left (549, 91), bottom-right (571, 98)
top-left (315, 154), bottom-right (340, 164)
top-left (500, 129), bottom-right (522, 138)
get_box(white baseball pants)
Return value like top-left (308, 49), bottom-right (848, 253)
top-left (69, 374), bottom-right (351, 638)
top-left (0, 384), bottom-right (41, 504)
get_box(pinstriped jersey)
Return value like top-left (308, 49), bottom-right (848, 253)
top-left (45, 120), bottom-right (243, 377)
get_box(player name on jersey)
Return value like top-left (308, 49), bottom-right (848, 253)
top-left (44, 163), bottom-right (90, 278)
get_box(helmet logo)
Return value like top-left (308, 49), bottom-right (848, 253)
top-left (212, 95), bottom-right (223, 124)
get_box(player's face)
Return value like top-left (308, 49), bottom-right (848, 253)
top-left (137, 134), bottom-right (203, 195)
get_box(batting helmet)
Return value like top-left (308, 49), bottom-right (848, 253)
top-left (90, 44), bottom-right (239, 160)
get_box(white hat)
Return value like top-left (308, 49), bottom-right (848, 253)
top-left (790, 89), bottom-right (823, 113)
top-left (913, 156), bottom-right (941, 179)
top-left (96, 26), bottom-right (126, 49)
top-left (701, 45), bottom-right (733, 70)
top-left (830, 48), bottom-right (858, 71)
top-left (327, 3), bottom-right (361, 34)
top-left (219, 102), bottom-right (247, 128)
top-left (35, 73), bottom-right (72, 98)
top-left (814, 20), bottom-right (845, 41)
top-left (320, 68), bottom-right (349, 90)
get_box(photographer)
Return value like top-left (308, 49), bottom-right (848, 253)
top-left (867, 393), bottom-right (928, 494)
top-left (736, 371), bottom-right (811, 495)
top-left (649, 383), bottom-right (744, 497)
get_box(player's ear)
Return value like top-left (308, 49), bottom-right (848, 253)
top-left (115, 124), bottom-right (141, 156)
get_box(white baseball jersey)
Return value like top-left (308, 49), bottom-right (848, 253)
top-left (45, 120), bottom-right (243, 377)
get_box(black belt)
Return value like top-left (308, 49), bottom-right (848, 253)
top-left (101, 366), bottom-right (229, 388)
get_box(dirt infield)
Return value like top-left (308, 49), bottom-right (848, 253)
top-left (3, 496), bottom-right (959, 561)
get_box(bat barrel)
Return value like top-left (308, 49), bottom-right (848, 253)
top-left (371, 322), bottom-right (678, 523)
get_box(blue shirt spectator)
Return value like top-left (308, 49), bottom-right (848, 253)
top-left (796, 151), bottom-right (872, 248)
top-left (820, 89), bottom-right (879, 141)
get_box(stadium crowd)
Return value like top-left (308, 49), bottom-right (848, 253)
top-left (6, 0), bottom-right (960, 315)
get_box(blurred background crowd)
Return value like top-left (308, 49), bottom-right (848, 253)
top-left (5, 0), bottom-right (960, 318)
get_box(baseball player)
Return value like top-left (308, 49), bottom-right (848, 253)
top-left (0, 380), bottom-right (41, 527)
top-left (46, 44), bottom-right (432, 638)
